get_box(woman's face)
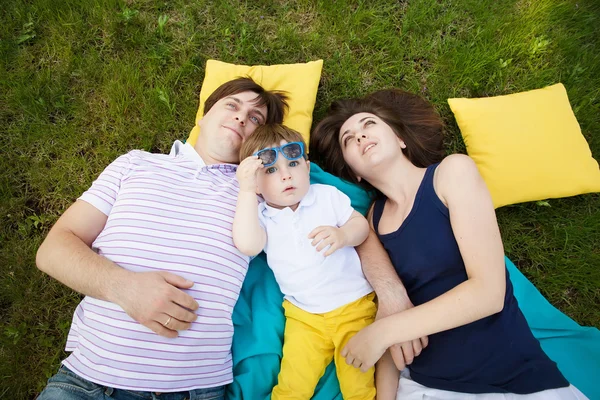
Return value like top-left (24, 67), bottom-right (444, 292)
top-left (339, 112), bottom-right (405, 179)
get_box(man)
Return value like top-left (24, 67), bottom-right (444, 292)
top-left (36, 77), bottom-right (288, 399)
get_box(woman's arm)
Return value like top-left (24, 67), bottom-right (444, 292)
top-left (343, 154), bottom-right (505, 371)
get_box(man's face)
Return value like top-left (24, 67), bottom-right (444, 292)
top-left (197, 91), bottom-right (268, 163)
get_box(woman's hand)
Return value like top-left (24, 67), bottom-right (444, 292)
top-left (341, 322), bottom-right (388, 372)
top-left (236, 156), bottom-right (263, 192)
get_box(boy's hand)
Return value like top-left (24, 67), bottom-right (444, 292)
top-left (308, 226), bottom-right (347, 256)
top-left (236, 156), bottom-right (263, 192)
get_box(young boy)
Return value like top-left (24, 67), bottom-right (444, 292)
top-left (232, 124), bottom-right (376, 399)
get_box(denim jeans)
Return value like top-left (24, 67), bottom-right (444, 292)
top-left (37, 365), bottom-right (226, 400)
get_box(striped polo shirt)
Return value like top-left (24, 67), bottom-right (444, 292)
top-left (62, 141), bottom-right (249, 391)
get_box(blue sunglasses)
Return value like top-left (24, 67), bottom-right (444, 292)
top-left (253, 142), bottom-right (305, 167)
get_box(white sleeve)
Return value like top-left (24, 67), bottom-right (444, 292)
top-left (78, 152), bottom-right (134, 216)
top-left (330, 187), bottom-right (355, 226)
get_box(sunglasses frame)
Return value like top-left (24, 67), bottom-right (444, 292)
top-left (253, 142), bottom-right (305, 167)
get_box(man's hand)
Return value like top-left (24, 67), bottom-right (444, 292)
top-left (236, 156), bottom-right (263, 192)
top-left (36, 192), bottom-right (200, 339)
top-left (113, 271), bottom-right (199, 338)
top-left (377, 295), bottom-right (429, 370)
top-left (308, 226), bottom-right (347, 256)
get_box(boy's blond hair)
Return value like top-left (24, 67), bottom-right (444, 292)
top-left (240, 124), bottom-right (307, 161)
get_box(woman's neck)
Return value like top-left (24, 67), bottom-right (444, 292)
top-left (366, 157), bottom-right (426, 206)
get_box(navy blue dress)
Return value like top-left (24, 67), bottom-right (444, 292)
top-left (372, 163), bottom-right (569, 394)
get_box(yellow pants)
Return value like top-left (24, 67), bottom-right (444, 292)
top-left (271, 293), bottom-right (377, 400)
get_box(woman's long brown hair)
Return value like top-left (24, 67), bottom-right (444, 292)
top-left (310, 89), bottom-right (446, 198)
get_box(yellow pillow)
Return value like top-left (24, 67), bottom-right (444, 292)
top-left (187, 59), bottom-right (323, 147)
top-left (448, 83), bottom-right (600, 208)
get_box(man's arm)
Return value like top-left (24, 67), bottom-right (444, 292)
top-left (356, 228), bottom-right (409, 306)
top-left (36, 200), bottom-right (199, 338)
top-left (356, 207), bottom-right (428, 370)
top-left (37, 200), bottom-right (123, 300)
top-left (375, 350), bottom-right (400, 400)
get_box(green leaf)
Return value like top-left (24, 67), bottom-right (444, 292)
top-left (17, 34), bottom-right (35, 44)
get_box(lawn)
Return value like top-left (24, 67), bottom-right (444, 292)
top-left (1, 0), bottom-right (599, 398)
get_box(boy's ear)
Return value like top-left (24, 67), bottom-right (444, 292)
top-left (306, 160), bottom-right (310, 173)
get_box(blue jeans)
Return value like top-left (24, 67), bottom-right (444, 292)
top-left (37, 365), bottom-right (226, 400)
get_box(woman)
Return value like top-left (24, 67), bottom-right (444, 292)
top-left (310, 90), bottom-right (587, 400)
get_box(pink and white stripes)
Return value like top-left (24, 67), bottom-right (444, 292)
top-left (63, 143), bottom-right (248, 391)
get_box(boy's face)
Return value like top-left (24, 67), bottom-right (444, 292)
top-left (256, 140), bottom-right (311, 210)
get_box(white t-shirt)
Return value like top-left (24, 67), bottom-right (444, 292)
top-left (258, 184), bottom-right (373, 313)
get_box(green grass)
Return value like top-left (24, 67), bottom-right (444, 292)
top-left (1, 0), bottom-right (599, 397)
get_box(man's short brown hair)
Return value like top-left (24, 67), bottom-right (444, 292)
top-left (204, 77), bottom-right (289, 124)
top-left (240, 124), bottom-right (307, 161)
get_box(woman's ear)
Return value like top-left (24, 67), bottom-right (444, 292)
top-left (356, 176), bottom-right (362, 183)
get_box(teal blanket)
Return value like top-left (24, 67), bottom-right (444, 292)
top-left (227, 164), bottom-right (600, 400)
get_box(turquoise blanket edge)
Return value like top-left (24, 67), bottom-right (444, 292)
top-left (228, 163), bottom-right (599, 400)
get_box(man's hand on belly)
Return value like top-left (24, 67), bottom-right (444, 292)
top-left (112, 270), bottom-right (199, 338)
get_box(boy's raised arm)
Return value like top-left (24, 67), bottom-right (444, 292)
top-left (233, 190), bottom-right (267, 256)
top-left (233, 156), bottom-right (267, 256)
